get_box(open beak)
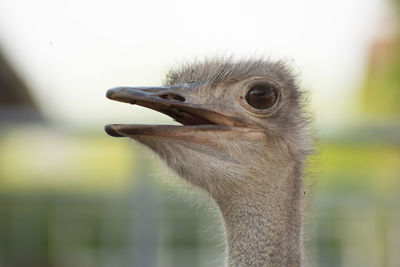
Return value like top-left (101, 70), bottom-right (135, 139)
top-left (105, 86), bottom-right (255, 139)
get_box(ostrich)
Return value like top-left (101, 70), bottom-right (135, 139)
top-left (105, 58), bottom-right (312, 266)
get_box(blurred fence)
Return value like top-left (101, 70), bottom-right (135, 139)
top-left (0, 190), bottom-right (399, 267)
top-left (308, 194), bottom-right (400, 267)
top-left (0, 190), bottom-right (222, 267)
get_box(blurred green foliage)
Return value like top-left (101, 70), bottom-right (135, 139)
top-left (1, 127), bottom-right (399, 195)
top-left (318, 142), bottom-right (400, 194)
top-left (0, 127), bottom-right (135, 193)
top-left (361, 37), bottom-right (400, 117)
top-left (361, 0), bottom-right (400, 117)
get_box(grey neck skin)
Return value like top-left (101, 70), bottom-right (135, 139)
top-left (216, 168), bottom-right (304, 267)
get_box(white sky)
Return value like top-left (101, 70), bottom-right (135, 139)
top-left (0, 0), bottom-right (390, 130)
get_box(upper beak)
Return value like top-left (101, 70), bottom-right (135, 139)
top-left (105, 86), bottom-right (254, 138)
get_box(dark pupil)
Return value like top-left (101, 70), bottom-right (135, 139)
top-left (245, 83), bottom-right (278, 109)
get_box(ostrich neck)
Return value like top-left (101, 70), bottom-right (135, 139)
top-left (216, 168), bottom-right (304, 267)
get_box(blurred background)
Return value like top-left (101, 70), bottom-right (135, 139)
top-left (0, 0), bottom-right (399, 266)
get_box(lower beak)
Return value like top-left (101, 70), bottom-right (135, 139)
top-left (105, 86), bottom-right (254, 138)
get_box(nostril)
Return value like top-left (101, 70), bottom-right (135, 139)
top-left (158, 93), bottom-right (185, 102)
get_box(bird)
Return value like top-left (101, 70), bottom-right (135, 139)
top-left (105, 58), bottom-right (312, 267)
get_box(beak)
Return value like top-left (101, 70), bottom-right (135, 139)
top-left (105, 86), bottom-right (255, 138)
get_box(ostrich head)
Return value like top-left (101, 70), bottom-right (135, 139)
top-left (105, 58), bottom-right (311, 202)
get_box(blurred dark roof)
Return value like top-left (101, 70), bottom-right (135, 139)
top-left (0, 48), bottom-right (42, 122)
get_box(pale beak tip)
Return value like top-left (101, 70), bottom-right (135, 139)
top-left (105, 125), bottom-right (124, 137)
top-left (106, 88), bottom-right (117, 99)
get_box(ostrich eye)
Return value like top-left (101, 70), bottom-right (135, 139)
top-left (245, 83), bottom-right (279, 109)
